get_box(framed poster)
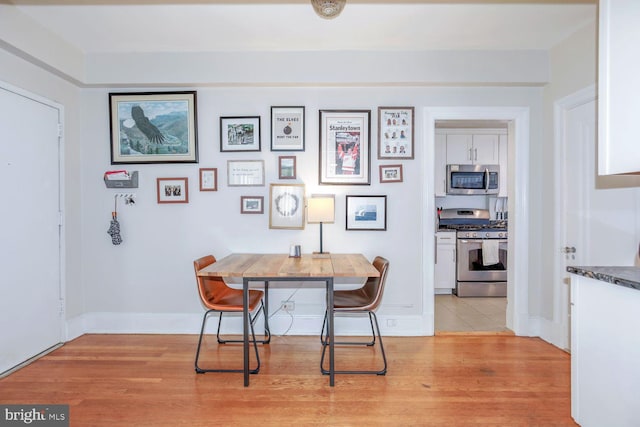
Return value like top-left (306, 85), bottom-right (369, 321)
top-left (269, 183), bottom-right (305, 229)
top-left (278, 156), bottom-right (296, 179)
top-left (199, 168), bottom-right (217, 191)
top-left (319, 109), bottom-right (371, 185)
top-left (271, 106), bottom-right (305, 151)
top-left (379, 164), bottom-right (403, 183)
top-left (378, 106), bottom-right (414, 159)
top-left (227, 160), bottom-right (265, 187)
top-left (241, 196), bottom-right (264, 214)
top-left (157, 177), bottom-right (189, 204)
top-left (109, 91), bottom-right (198, 164)
top-left (346, 195), bottom-right (387, 231)
top-left (220, 116), bottom-right (261, 152)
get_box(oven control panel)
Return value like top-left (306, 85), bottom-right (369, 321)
top-left (458, 231), bottom-right (507, 239)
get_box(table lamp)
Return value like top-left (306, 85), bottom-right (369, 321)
top-left (307, 194), bottom-right (335, 254)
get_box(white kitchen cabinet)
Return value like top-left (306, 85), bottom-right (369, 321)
top-left (498, 134), bottom-right (508, 198)
top-left (598, 0), bottom-right (640, 175)
top-left (435, 231), bottom-right (456, 293)
top-left (434, 133), bottom-right (447, 196)
top-left (570, 274), bottom-right (640, 426)
top-left (445, 132), bottom-right (499, 165)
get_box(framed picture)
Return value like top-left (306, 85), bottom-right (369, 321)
top-left (109, 91), bottom-right (198, 164)
top-left (157, 177), bottom-right (189, 204)
top-left (278, 156), bottom-right (297, 180)
top-left (319, 109), bottom-right (371, 185)
top-left (241, 196), bottom-right (264, 214)
top-left (379, 164), bottom-right (403, 183)
top-left (220, 116), bottom-right (261, 152)
top-left (346, 195), bottom-right (387, 231)
top-left (199, 168), bottom-right (217, 191)
top-left (227, 160), bottom-right (265, 187)
top-left (269, 184), bottom-right (305, 229)
top-left (271, 106), bottom-right (305, 151)
top-left (378, 106), bottom-right (414, 159)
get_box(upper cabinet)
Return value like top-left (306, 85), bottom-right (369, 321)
top-left (445, 133), bottom-right (499, 165)
top-left (598, 0), bottom-right (640, 175)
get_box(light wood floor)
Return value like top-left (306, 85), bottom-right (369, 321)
top-left (435, 295), bottom-right (509, 333)
top-left (0, 334), bottom-right (576, 426)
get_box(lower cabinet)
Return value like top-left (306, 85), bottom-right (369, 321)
top-left (570, 275), bottom-right (640, 426)
top-left (435, 231), bottom-right (456, 293)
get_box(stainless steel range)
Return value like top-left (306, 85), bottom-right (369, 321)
top-left (438, 208), bottom-right (507, 297)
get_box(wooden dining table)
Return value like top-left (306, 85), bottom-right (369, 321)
top-left (196, 253), bottom-right (380, 386)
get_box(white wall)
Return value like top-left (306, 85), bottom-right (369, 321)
top-left (76, 85), bottom-right (543, 336)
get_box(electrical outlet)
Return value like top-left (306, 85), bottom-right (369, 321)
top-left (281, 300), bottom-right (295, 311)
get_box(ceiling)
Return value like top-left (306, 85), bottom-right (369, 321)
top-left (8, 0), bottom-right (596, 55)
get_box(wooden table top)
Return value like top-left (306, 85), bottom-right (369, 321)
top-left (197, 253), bottom-right (380, 279)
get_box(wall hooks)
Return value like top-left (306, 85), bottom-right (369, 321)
top-left (115, 193), bottom-right (136, 205)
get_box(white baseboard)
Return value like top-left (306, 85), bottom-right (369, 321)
top-left (65, 312), bottom-right (429, 339)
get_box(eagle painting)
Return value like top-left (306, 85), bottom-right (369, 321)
top-left (131, 105), bottom-right (165, 144)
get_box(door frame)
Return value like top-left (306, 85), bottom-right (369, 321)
top-left (422, 106), bottom-right (530, 336)
top-left (553, 85), bottom-right (596, 350)
top-left (0, 80), bottom-right (66, 374)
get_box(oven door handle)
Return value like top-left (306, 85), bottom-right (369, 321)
top-left (458, 239), bottom-right (508, 244)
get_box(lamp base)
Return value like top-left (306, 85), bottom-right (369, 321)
top-left (312, 252), bottom-right (331, 258)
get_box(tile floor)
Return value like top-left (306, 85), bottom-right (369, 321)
top-left (435, 294), bottom-right (510, 333)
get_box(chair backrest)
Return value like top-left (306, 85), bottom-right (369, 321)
top-left (360, 256), bottom-right (390, 311)
top-left (193, 255), bottom-right (229, 304)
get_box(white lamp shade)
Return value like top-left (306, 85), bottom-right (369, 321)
top-left (307, 195), bottom-right (335, 223)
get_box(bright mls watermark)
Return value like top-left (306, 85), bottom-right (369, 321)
top-left (0, 405), bottom-right (68, 426)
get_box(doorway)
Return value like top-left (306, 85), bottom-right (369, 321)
top-left (0, 82), bottom-right (64, 375)
top-left (433, 119), bottom-right (509, 333)
top-left (423, 106), bottom-right (530, 337)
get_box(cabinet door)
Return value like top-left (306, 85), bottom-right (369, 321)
top-left (434, 134), bottom-right (447, 196)
top-left (435, 233), bottom-right (457, 291)
top-left (472, 134), bottom-right (499, 164)
top-left (498, 134), bottom-right (508, 197)
top-left (445, 134), bottom-right (472, 164)
top-left (598, 0), bottom-right (640, 174)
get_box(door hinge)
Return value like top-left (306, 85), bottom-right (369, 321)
top-left (57, 123), bottom-right (63, 138)
top-left (58, 211), bottom-right (63, 227)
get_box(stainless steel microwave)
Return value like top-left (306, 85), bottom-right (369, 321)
top-left (446, 164), bottom-right (499, 195)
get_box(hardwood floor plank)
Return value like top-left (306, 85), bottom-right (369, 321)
top-left (0, 334), bottom-right (576, 426)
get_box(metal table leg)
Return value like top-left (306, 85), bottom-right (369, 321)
top-left (243, 278), bottom-right (250, 387)
top-left (327, 277), bottom-right (335, 386)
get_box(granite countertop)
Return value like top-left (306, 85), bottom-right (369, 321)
top-left (567, 266), bottom-right (640, 291)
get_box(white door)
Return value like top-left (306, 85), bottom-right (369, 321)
top-left (557, 94), bottom-right (594, 352)
top-left (0, 84), bottom-right (63, 375)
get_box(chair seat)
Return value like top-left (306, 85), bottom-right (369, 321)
top-left (202, 287), bottom-right (264, 312)
top-left (333, 289), bottom-right (375, 311)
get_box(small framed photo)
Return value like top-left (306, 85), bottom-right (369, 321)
top-left (378, 106), bottom-right (414, 159)
top-left (199, 168), bottom-right (218, 191)
top-left (379, 164), bottom-right (403, 183)
top-left (109, 91), bottom-right (198, 164)
top-left (270, 183), bottom-right (305, 229)
top-left (220, 116), bottom-right (261, 152)
top-left (241, 196), bottom-right (264, 214)
top-left (278, 156), bottom-right (297, 179)
top-left (271, 106), bottom-right (305, 151)
top-left (227, 160), bottom-right (265, 187)
top-left (157, 177), bottom-right (189, 204)
top-left (319, 109), bottom-right (371, 185)
top-left (346, 195), bottom-right (387, 231)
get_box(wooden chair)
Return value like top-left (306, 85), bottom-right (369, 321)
top-left (320, 256), bottom-right (390, 375)
top-left (193, 255), bottom-right (270, 374)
